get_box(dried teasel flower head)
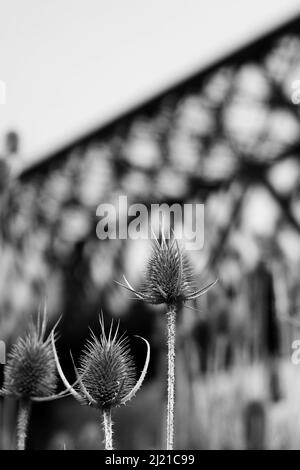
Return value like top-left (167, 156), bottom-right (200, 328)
top-left (0, 307), bottom-right (71, 403)
top-left (52, 314), bottom-right (150, 410)
top-left (118, 231), bottom-right (217, 307)
top-left (78, 319), bottom-right (136, 408)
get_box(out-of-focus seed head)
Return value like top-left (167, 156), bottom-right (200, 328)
top-left (78, 319), bottom-right (136, 409)
top-left (2, 312), bottom-right (57, 399)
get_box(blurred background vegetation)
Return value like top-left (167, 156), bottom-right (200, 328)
top-left (2, 14), bottom-right (300, 450)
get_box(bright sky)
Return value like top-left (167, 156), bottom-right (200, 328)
top-left (1, 0), bottom-right (300, 164)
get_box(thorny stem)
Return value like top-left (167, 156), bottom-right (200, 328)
top-left (102, 407), bottom-right (113, 450)
top-left (166, 305), bottom-right (176, 450)
top-left (16, 399), bottom-right (31, 450)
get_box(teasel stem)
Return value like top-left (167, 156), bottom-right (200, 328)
top-left (166, 304), bottom-right (176, 450)
top-left (16, 399), bottom-right (31, 450)
top-left (102, 407), bottom-right (113, 450)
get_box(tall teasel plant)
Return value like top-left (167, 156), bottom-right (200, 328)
top-left (52, 314), bottom-right (150, 450)
top-left (0, 308), bottom-right (74, 450)
top-left (118, 232), bottom-right (217, 449)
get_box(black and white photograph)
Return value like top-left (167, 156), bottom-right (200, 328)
top-left (1, 0), bottom-right (300, 453)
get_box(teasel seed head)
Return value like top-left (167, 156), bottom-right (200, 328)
top-left (0, 307), bottom-right (76, 403)
top-left (78, 320), bottom-right (136, 409)
top-left (52, 314), bottom-right (150, 410)
top-left (118, 231), bottom-right (217, 307)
